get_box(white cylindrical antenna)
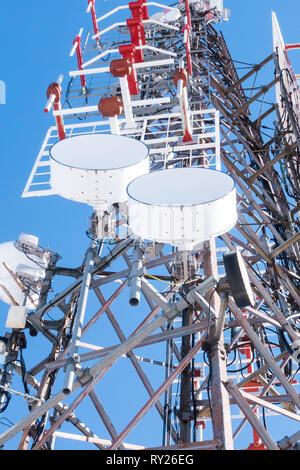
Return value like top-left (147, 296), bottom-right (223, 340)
top-left (50, 134), bottom-right (150, 210)
top-left (127, 168), bottom-right (237, 251)
top-left (176, 79), bottom-right (183, 98)
top-left (44, 74), bottom-right (63, 114)
top-left (86, 1), bottom-right (92, 14)
top-left (70, 28), bottom-right (84, 57)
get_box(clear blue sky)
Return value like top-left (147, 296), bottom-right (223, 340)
top-left (0, 0), bottom-right (300, 451)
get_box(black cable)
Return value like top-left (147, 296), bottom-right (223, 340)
top-left (20, 349), bottom-right (30, 398)
top-left (226, 347), bottom-right (237, 367)
top-left (262, 405), bottom-right (267, 430)
top-left (0, 417), bottom-right (14, 427)
top-left (227, 345), bottom-right (256, 374)
top-left (237, 346), bottom-right (247, 379)
top-left (20, 245), bottom-right (48, 271)
top-left (0, 392), bottom-right (11, 414)
top-left (0, 360), bottom-right (14, 413)
top-left (30, 369), bottom-right (58, 449)
top-left (277, 328), bottom-right (295, 357)
top-left (64, 77), bottom-right (88, 121)
top-left (191, 334), bottom-right (197, 442)
top-left (202, 343), bottom-right (212, 417)
top-left (206, 353), bottom-right (212, 417)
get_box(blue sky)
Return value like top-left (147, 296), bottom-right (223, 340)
top-left (0, 0), bottom-right (300, 451)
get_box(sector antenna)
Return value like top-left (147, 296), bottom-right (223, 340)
top-left (1, 0), bottom-right (300, 452)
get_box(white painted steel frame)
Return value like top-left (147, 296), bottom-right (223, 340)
top-left (22, 109), bottom-right (221, 198)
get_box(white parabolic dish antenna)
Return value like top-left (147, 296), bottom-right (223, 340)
top-left (50, 134), bottom-right (149, 210)
top-left (127, 167), bottom-right (237, 250)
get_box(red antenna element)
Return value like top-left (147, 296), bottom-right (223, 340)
top-left (98, 96), bottom-right (124, 118)
top-left (285, 43), bottom-right (300, 51)
top-left (184, 0), bottom-right (192, 29)
top-left (129, 1), bottom-right (149, 21)
top-left (141, 0), bottom-right (149, 21)
top-left (110, 58), bottom-right (133, 78)
top-left (174, 66), bottom-right (193, 142)
top-left (98, 96), bottom-right (124, 134)
top-left (87, 0), bottom-right (100, 38)
top-left (45, 77), bottom-right (66, 141)
top-left (119, 44), bottom-right (140, 95)
top-left (70, 28), bottom-right (87, 93)
top-left (126, 19), bottom-right (146, 62)
top-left (183, 18), bottom-right (192, 74)
top-left (174, 67), bottom-right (188, 88)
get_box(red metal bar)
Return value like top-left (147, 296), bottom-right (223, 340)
top-left (174, 67), bottom-right (193, 142)
top-left (53, 103), bottom-right (66, 141)
top-left (184, 0), bottom-right (192, 28)
top-left (73, 34), bottom-right (86, 89)
top-left (45, 82), bottom-right (66, 140)
top-left (183, 23), bottom-right (192, 74)
top-left (285, 43), bottom-right (300, 51)
top-left (87, 0), bottom-right (99, 37)
top-left (126, 18), bottom-right (145, 61)
top-left (129, 0), bottom-right (149, 20)
top-left (141, 0), bottom-right (149, 20)
top-left (129, 1), bottom-right (143, 20)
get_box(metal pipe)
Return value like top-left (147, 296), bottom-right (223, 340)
top-left (31, 236), bottom-right (133, 322)
top-left (214, 292), bottom-right (229, 341)
top-left (63, 241), bottom-right (97, 394)
top-left (269, 231), bottom-right (300, 259)
top-left (225, 380), bottom-right (279, 450)
top-left (278, 429), bottom-right (300, 450)
top-left (129, 240), bottom-right (144, 306)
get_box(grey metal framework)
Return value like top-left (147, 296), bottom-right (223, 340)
top-left (0, 0), bottom-right (300, 451)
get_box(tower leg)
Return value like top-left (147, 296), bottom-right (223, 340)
top-left (179, 306), bottom-right (193, 443)
top-left (203, 240), bottom-right (234, 450)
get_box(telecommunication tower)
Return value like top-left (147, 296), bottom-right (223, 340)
top-left (0, 0), bottom-right (300, 451)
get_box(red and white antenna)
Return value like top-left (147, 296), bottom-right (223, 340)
top-left (44, 74), bottom-right (66, 141)
top-left (70, 28), bottom-right (87, 94)
top-left (87, 0), bottom-right (99, 36)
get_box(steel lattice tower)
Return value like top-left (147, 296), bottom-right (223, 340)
top-left (0, 0), bottom-right (300, 451)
